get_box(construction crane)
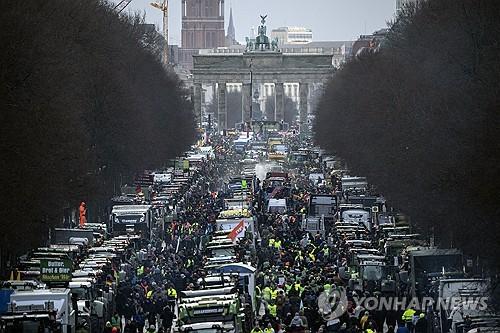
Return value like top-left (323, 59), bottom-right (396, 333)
top-left (150, 0), bottom-right (169, 66)
top-left (114, 0), bottom-right (132, 14)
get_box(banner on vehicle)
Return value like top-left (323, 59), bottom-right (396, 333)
top-left (40, 259), bottom-right (73, 283)
top-left (228, 220), bottom-right (245, 241)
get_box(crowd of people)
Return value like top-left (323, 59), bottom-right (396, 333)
top-left (105, 134), bottom-right (430, 333)
top-left (106, 138), bottom-right (240, 333)
top-left (249, 140), bottom-right (430, 333)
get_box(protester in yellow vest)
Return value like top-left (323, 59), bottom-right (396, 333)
top-left (262, 286), bottom-right (272, 302)
top-left (186, 258), bottom-right (194, 268)
top-left (251, 324), bottom-right (264, 333)
top-left (167, 287), bottom-right (177, 299)
top-left (271, 288), bottom-right (278, 300)
top-left (402, 308), bottom-right (416, 323)
top-left (323, 283), bottom-right (332, 294)
top-left (267, 302), bottom-right (277, 317)
top-left (264, 323), bottom-right (275, 333)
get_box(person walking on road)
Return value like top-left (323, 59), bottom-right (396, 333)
top-left (415, 313), bottom-right (428, 333)
top-left (397, 322), bottom-right (410, 333)
top-left (251, 323), bottom-right (264, 333)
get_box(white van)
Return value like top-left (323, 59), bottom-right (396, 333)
top-left (267, 199), bottom-right (287, 214)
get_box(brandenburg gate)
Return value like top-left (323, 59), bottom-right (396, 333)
top-left (191, 16), bottom-right (335, 129)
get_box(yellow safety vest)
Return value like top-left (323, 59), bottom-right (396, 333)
top-left (168, 288), bottom-right (177, 298)
top-left (262, 287), bottom-right (272, 301)
top-left (268, 304), bottom-right (277, 317)
top-left (147, 290), bottom-right (153, 299)
top-left (402, 308), bottom-right (416, 322)
top-left (268, 238), bottom-right (275, 247)
top-left (274, 240), bottom-right (282, 250)
top-left (293, 283), bottom-right (304, 295)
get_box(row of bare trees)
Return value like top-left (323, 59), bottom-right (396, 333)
top-left (0, 0), bottom-right (195, 258)
top-left (314, 0), bottom-right (500, 265)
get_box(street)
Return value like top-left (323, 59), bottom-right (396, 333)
top-left (0, 130), bottom-right (496, 333)
top-left (1, 0), bottom-right (499, 333)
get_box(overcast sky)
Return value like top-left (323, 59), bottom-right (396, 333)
top-left (126, 0), bottom-right (397, 45)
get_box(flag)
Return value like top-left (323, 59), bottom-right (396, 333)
top-left (270, 186), bottom-right (282, 198)
top-left (228, 220), bottom-right (245, 241)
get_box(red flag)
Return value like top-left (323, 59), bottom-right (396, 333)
top-left (228, 220), bottom-right (245, 241)
top-left (270, 186), bottom-right (282, 199)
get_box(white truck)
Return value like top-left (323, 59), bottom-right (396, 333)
top-left (438, 279), bottom-right (495, 333)
top-left (110, 204), bottom-right (153, 239)
top-left (341, 176), bottom-right (368, 193)
top-left (68, 280), bottom-right (105, 332)
top-left (0, 288), bottom-right (75, 333)
top-left (175, 287), bottom-right (243, 333)
top-left (342, 209), bottom-right (371, 231)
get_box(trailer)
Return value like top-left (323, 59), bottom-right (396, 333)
top-left (408, 248), bottom-right (463, 298)
top-left (53, 228), bottom-right (95, 247)
top-left (438, 279), bottom-right (492, 333)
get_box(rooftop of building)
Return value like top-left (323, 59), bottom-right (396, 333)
top-left (198, 40), bottom-right (354, 54)
top-left (271, 26), bottom-right (313, 33)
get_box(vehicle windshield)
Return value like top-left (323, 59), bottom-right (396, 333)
top-left (362, 265), bottom-right (384, 281)
top-left (71, 287), bottom-right (90, 300)
top-left (272, 145), bottom-right (288, 152)
top-left (414, 255), bottom-right (462, 274)
top-left (270, 180), bottom-right (284, 187)
top-left (292, 154), bottom-right (308, 162)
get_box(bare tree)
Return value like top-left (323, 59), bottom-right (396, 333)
top-left (0, 0), bottom-right (195, 261)
top-left (314, 0), bottom-right (500, 268)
